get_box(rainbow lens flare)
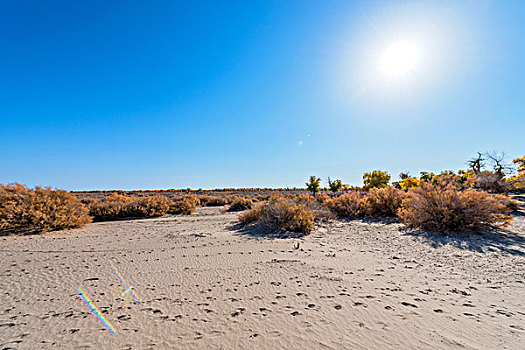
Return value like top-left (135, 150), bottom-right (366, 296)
top-left (77, 286), bottom-right (118, 336)
top-left (108, 259), bottom-right (149, 308)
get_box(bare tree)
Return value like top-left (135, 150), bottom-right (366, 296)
top-left (485, 151), bottom-right (512, 178)
top-left (467, 152), bottom-right (484, 174)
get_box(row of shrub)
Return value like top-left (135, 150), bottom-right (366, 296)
top-left (84, 193), bottom-right (196, 221)
top-left (1, 181), bottom-right (519, 235)
top-left (0, 182), bottom-right (265, 234)
top-left (238, 184), bottom-right (517, 234)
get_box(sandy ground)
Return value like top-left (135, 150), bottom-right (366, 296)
top-left (1, 207), bottom-right (524, 349)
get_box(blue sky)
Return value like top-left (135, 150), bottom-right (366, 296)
top-left (1, 0), bottom-right (524, 190)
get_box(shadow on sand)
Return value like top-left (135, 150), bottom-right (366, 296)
top-left (403, 212), bottom-right (525, 257)
top-left (229, 223), bottom-right (307, 239)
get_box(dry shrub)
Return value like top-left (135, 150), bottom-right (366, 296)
top-left (239, 197), bottom-right (314, 234)
top-left (398, 182), bottom-right (513, 232)
top-left (202, 196), bottom-right (227, 206)
top-left (238, 205), bottom-right (262, 226)
top-left (294, 193), bottom-right (333, 221)
top-left (315, 192), bottom-right (331, 204)
top-left (197, 195), bottom-right (212, 206)
top-left (493, 194), bottom-right (520, 212)
top-left (88, 193), bottom-right (135, 221)
top-left (364, 187), bottom-right (406, 217)
top-left (0, 183), bottom-right (91, 234)
top-left (89, 194), bottom-right (171, 220)
top-left (228, 197), bottom-right (253, 211)
top-left (183, 194), bottom-right (201, 207)
top-left (295, 193), bottom-right (314, 204)
top-left (327, 191), bottom-right (367, 218)
top-left (168, 198), bottom-right (196, 215)
top-left (130, 195), bottom-right (170, 217)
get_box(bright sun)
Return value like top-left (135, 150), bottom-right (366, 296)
top-left (379, 41), bottom-right (420, 78)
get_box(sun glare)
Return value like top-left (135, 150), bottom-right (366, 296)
top-left (379, 41), bottom-right (420, 78)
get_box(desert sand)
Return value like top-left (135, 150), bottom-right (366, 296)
top-left (1, 207), bottom-right (524, 349)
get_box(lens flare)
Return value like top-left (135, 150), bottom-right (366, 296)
top-left (108, 259), bottom-right (149, 308)
top-left (77, 286), bottom-right (118, 336)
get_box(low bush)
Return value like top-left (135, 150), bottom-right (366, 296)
top-left (88, 193), bottom-right (173, 220)
top-left (326, 191), bottom-right (367, 218)
top-left (228, 197), bottom-right (253, 211)
top-left (238, 197), bottom-right (314, 234)
top-left (493, 194), bottom-right (520, 212)
top-left (168, 198), bottom-right (196, 215)
top-left (398, 182), bottom-right (513, 232)
top-left (129, 195), bottom-right (170, 217)
top-left (294, 193), bottom-right (333, 221)
top-left (88, 193), bottom-right (135, 221)
top-left (238, 205), bottom-right (262, 226)
top-left (0, 183), bottom-right (91, 234)
top-left (183, 194), bottom-right (201, 207)
top-left (364, 187), bottom-right (406, 217)
top-left (200, 196), bottom-right (228, 206)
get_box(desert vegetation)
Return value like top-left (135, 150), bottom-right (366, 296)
top-left (1, 152), bottom-right (522, 235)
top-left (398, 182), bottom-right (513, 231)
top-left (0, 183), bottom-right (91, 234)
top-left (228, 197), bottom-right (253, 211)
top-left (239, 197), bottom-right (314, 234)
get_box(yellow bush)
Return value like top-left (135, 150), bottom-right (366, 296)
top-left (398, 182), bottom-right (513, 232)
top-left (363, 170), bottom-right (391, 191)
top-left (399, 177), bottom-right (420, 190)
top-left (0, 183), bottom-right (91, 234)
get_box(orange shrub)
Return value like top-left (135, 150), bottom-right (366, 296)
top-left (238, 197), bottom-right (314, 234)
top-left (88, 193), bottom-right (134, 221)
top-left (398, 182), bottom-right (513, 232)
top-left (0, 183), bottom-right (91, 234)
top-left (130, 195), bottom-right (170, 217)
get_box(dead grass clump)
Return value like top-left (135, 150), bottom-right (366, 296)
top-left (228, 197), bottom-right (253, 211)
top-left (0, 183), bottom-right (91, 234)
top-left (398, 182), bottom-right (513, 232)
top-left (168, 198), bottom-right (196, 215)
top-left (326, 191), bottom-right (367, 218)
top-left (239, 197), bottom-right (314, 234)
top-left (364, 187), bottom-right (406, 217)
